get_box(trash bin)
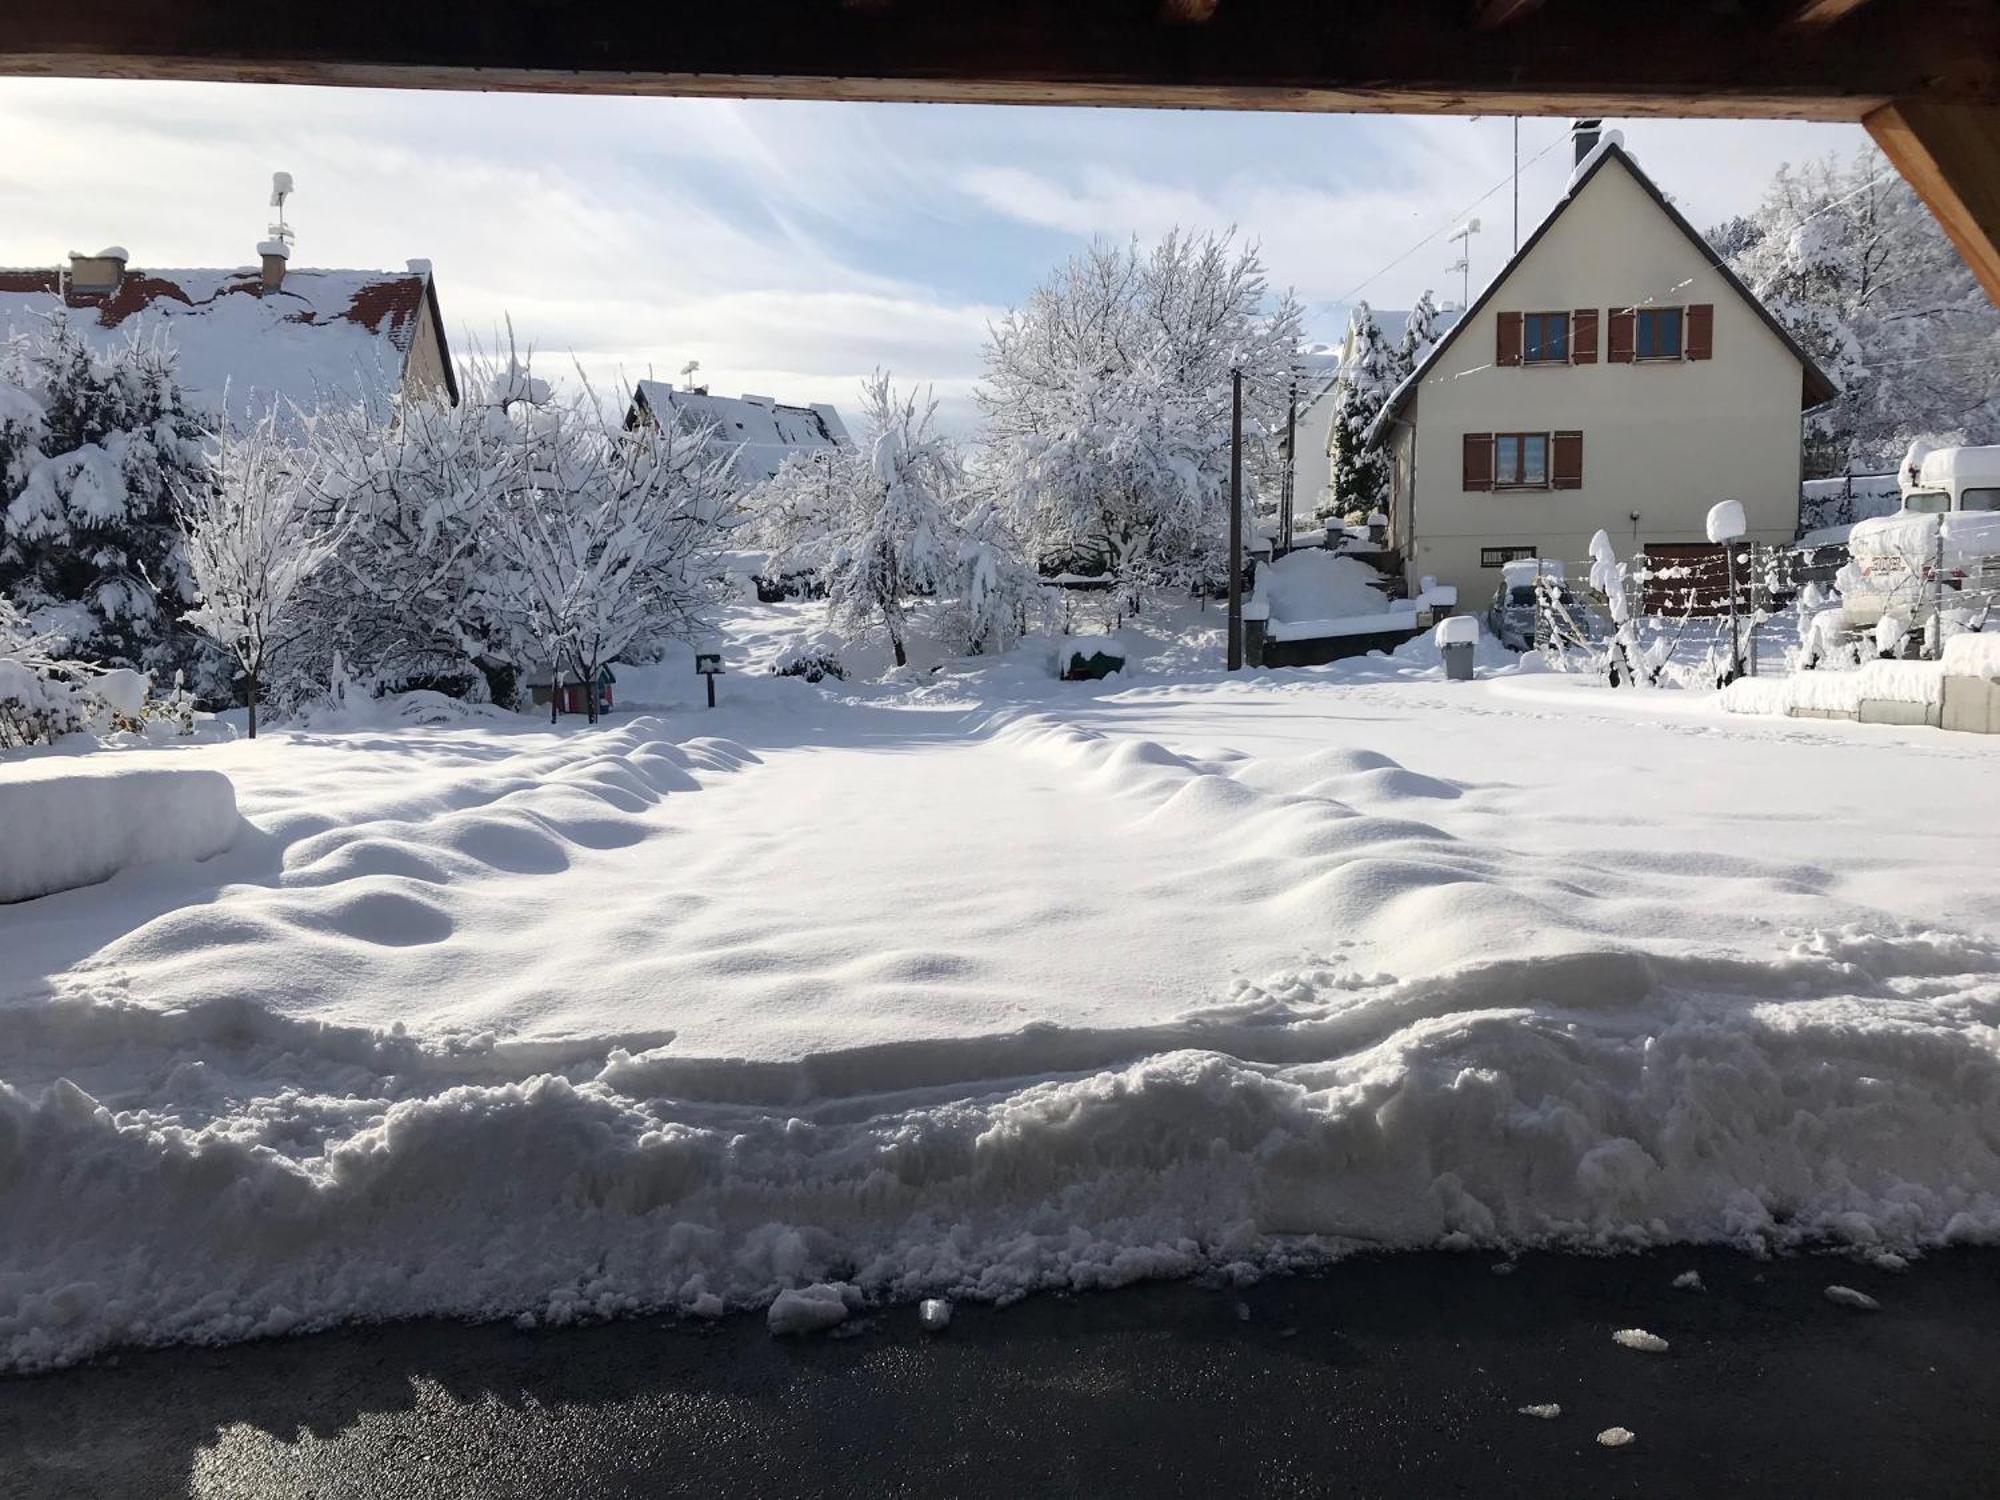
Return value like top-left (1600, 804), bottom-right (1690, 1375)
top-left (1432, 614), bottom-right (1481, 682)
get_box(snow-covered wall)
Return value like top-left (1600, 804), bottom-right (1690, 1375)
top-left (0, 765), bottom-right (240, 903)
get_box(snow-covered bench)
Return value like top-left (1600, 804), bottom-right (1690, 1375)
top-left (0, 764), bottom-right (240, 903)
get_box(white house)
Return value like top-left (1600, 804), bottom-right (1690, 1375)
top-left (628, 379), bottom-right (850, 490)
top-left (1364, 128), bottom-right (1836, 607)
top-left (0, 245), bottom-right (457, 422)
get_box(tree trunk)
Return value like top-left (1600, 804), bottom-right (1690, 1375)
top-left (550, 660), bottom-right (560, 724)
top-left (890, 626), bottom-right (907, 668)
top-left (246, 665), bottom-right (259, 739)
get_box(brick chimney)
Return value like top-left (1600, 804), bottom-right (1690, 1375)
top-left (257, 236), bottom-right (290, 290)
top-left (67, 246), bottom-right (128, 294)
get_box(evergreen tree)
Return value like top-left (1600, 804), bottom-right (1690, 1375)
top-left (0, 312), bottom-right (221, 691)
top-left (1324, 302), bottom-right (1393, 521)
top-left (1392, 290), bottom-right (1443, 385)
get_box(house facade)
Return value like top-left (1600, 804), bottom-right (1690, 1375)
top-left (0, 245), bottom-right (457, 423)
top-left (1365, 133), bottom-right (1836, 607)
top-left (628, 379), bottom-right (850, 490)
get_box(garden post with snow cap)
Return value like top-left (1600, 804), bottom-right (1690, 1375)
top-left (1228, 366), bottom-right (1244, 672)
top-left (1706, 500), bottom-right (1748, 685)
top-left (696, 650), bottom-right (723, 708)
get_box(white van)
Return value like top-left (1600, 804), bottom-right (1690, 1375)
top-left (1841, 446), bottom-right (2000, 631)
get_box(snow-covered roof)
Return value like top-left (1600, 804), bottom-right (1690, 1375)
top-left (630, 380), bottom-right (850, 487)
top-left (1916, 444), bottom-right (2000, 493)
top-left (1362, 142), bottom-right (1838, 449)
top-left (0, 262), bottom-right (457, 421)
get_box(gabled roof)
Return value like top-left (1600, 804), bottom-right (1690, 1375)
top-left (0, 263), bottom-right (458, 419)
top-left (1364, 142), bottom-right (1838, 449)
top-left (630, 379), bottom-right (851, 486)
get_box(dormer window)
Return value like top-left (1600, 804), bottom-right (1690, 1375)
top-left (1522, 312), bottom-right (1569, 363)
top-left (1634, 307), bottom-right (1684, 359)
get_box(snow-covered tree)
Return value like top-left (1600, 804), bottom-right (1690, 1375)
top-left (1718, 148), bottom-right (2000, 476)
top-left (0, 312), bottom-right (220, 690)
top-left (1392, 290), bottom-right (1443, 385)
top-left (1324, 302), bottom-right (1394, 521)
top-left (488, 377), bottom-right (733, 721)
top-left (980, 230), bottom-right (1302, 604)
top-left (770, 372), bottom-right (959, 669)
top-left (177, 410), bottom-right (343, 737)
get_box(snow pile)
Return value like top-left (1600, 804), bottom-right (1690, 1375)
top-left (1597, 1427), bottom-right (1637, 1448)
top-left (1824, 1285), bottom-right (1879, 1311)
top-left (0, 764), bottom-right (239, 902)
top-left (1612, 1328), bottom-right (1669, 1353)
top-left (767, 1283), bottom-right (856, 1335)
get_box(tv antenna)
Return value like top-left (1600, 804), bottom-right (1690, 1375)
top-left (1446, 217), bottom-right (1481, 310)
top-left (680, 358), bottom-right (701, 391)
top-left (266, 171), bottom-right (296, 256)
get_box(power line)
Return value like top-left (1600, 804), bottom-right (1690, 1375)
top-left (1329, 127), bottom-right (1567, 312)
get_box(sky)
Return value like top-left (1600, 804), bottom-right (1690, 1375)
top-left (0, 78), bottom-right (1868, 433)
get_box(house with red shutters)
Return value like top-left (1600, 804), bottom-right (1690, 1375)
top-left (1364, 124), bottom-right (1837, 608)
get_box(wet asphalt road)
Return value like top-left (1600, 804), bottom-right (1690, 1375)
top-left (5, 1247), bottom-right (1999, 1499)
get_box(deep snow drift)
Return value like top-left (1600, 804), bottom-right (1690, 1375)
top-left (4, 624), bottom-right (2000, 1371)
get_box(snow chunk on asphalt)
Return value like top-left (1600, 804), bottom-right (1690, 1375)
top-left (1518, 1403), bottom-right (1561, 1419)
top-left (767, 1283), bottom-right (854, 1335)
top-left (1672, 1270), bottom-right (1704, 1291)
top-left (1597, 1427), bottom-right (1637, 1448)
top-left (1824, 1285), bottom-right (1881, 1311)
top-left (920, 1298), bottom-right (952, 1332)
top-left (1612, 1328), bottom-right (1669, 1352)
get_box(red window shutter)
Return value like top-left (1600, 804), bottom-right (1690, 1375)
top-left (1463, 432), bottom-right (1494, 491)
top-left (1496, 311), bottom-right (1522, 367)
top-left (1687, 303), bottom-right (1714, 360)
top-left (1571, 308), bottom-right (1599, 364)
top-left (1552, 431), bottom-right (1583, 490)
top-left (1607, 308), bottom-right (1634, 362)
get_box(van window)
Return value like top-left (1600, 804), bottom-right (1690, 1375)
top-left (1903, 490), bottom-right (1949, 513)
top-left (1961, 487), bottom-right (2000, 512)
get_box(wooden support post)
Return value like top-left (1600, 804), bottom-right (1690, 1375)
top-left (1228, 367), bottom-right (1243, 672)
top-left (1865, 101), bottom-right (2000, 307)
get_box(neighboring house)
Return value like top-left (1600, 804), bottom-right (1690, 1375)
top-left (628, 379), bottom-right (850, 489)
top-left (1364, 128), bottom-right (1837, 608)
top-left (0, 243), bottom-right (457, 423)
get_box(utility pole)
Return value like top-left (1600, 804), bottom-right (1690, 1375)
top-left (1281, 374), bottom-right (1298, 553)
top-left (1512, 117), bottom-right (1521, 253)
top-left (1228, 366), bottom-right (1244, 671)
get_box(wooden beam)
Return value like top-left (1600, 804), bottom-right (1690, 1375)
top-left (0, 1), bottom-right (1993, 121)
top-left (1866, 100), bottom-right (2000, 304)
top-left (1790, 0), bottom-right (1874, 28)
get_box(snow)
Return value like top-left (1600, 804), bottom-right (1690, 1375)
top-left (1518, 1404), bottom-right (1561, 1419)
top-left (1566, 130), bottom-right (1627, 194)
top-left (767, 1283), bottom-right (855, 1335)
top-left (1722, 657), bottom-right (1947, 716)
top-left (1255, 551), bottom-right (1428, 642)
top-left (1824, 1285), bottom-right (1880, 1311)
top-left (634, 380), bottom-right (849, 487)
top-left (1612, 1329), bottom-right (1669, 1353)
top-left (1433, 615), bottom-right (1481, 648)
top-left (1942, 632), bottom-right (2000, 678)
top-left (1706, 500), bottom-right (1747, 545)
top-left (1597, 1427), bottom-right (1637, 1448)
top-left (0, 763), bottom-right (239, 902)
top-left (1672, 1270), bottom-right (1704, 1291)
top-left (6, 601), bottom-right (2000, 1370)
top-left (919, 1297), bottom-right (952, 1332)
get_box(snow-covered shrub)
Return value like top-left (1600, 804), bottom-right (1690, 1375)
top-left (770, 643), bottom-right (846, 682)
top-left (0, 312), bottom-right (222, 694)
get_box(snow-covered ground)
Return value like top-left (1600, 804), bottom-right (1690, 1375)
top-left (5, 606), bottom-right (2000, 1371)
